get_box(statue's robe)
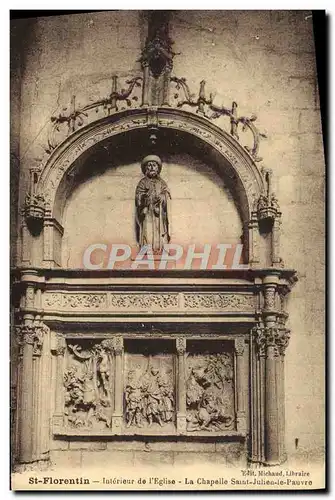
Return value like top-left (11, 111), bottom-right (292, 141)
top-left (135, 175), bottom-right (170, 252)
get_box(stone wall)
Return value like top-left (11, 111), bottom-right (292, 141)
top-left (11, 10), bottom-right (325, 464)
top-left (49, 440), bottom-right (246, 469)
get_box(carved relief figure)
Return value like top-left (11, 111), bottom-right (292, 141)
top-left (125, 370), bottom-right (144, 428)
top-left (142, 367), bottom-right (164, 426)
top-left (135, 155), bottom-right (171, 252)
top-left (186, 354), bottom-right (234, 431)
top-left (63, 341), bottom-right (114, 429)
top-left (125, 360), bottom-right (175, 429)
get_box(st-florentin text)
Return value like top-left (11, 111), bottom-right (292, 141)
top-left (29, 477), bottom-right (90, 485)
top-left (83, 243), bottom-right (248, 270)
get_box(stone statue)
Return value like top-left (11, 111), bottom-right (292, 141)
top-left (135, 155), bottom-right (171, 253)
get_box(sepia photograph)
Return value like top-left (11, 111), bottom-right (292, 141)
top-left (9, 8), bottom-right (326, 491)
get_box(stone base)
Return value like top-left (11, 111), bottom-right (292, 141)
top-left (177, 414), bottom-right (187, 433)
top-left (111, 414), bottom-right (123, 434)
top-left (52, 414), bottom-right (64, 428)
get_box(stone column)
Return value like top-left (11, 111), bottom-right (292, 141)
top-left (248, 214), bottom-right (260, 266)
top-left (51, 334), bottom-right (66, 429)
top-left (277, 327), bottom-right (290, 463)
top-left (251, 325), bottom-right (266, 464)
top-left (264, 327), bottom-right (280, 465)
top-left (16, 321), bottom-right (47, 463)
top-left (111, 336), bottom-right (124, 434)
top-left (272, 215), bottom-right (282, 266)
top-left (176, 337), bottom-right (187, 433)
top-left (262, 274), bottom-right (281, 465)
top-left (234, 338), bottom-right (248, 434)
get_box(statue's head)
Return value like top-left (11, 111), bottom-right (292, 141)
top-left (141, 155), bottom-right (162, 178)
top-left (150, 367), bottom-right (159, 376)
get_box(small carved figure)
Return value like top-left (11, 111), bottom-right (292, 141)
top-left (81, 371), bottom-right (97, 426)
top-left (142, 367), bottom-right (163, 426)
top-left (135, 155), bottom-right (171, 253)
top-left (96, 349), bottom-right (110, 397)
top-left (157, 371), bottom-right (174, 423)
top-left (125, 371), bottom-right (144, 428)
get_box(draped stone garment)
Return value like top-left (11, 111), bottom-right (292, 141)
top-left (135, 175), bottom-right (171, 252)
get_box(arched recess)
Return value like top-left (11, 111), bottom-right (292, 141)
top-left (23, 107), bottom-right (268, 268)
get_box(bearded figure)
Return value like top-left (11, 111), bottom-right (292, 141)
top-left (135, 155), bottom-right (171, 253)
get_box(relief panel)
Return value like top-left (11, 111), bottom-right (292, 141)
top-left (63, 339), bottom-right (114, 429)
top-left (186, 346), bottom-right (235, 433)
top-left (124, 345), bottom-right (175, 434)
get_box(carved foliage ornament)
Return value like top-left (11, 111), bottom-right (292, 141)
top-left (46, 77), bottom-right (143, 155)
top-left (43, 292), bottom-right (254, 313)
top-left (170, 77), bottom-right (267, 162)
top-left (252, 325), bottom-right (290, 357)
top-left (184, 293), bottom-right (254, 311)
top-left (16, 323), bottom-right (50, 357)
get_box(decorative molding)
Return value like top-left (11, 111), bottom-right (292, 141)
top-left (109, 293), bottom-right (178, 310)
top-left (42, 291), bottom-right (255, 314)
top-left (44, 293), bottom-right (107, 309)
top-left (263, 287), bottom-right (276, 310)
top-left (183, 293), bottom-right (254, 311)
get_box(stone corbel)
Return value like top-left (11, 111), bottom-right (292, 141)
top-left (22, 191), bottom-right (46, 235)
top-left (257, 169), bottom-right (281, 237)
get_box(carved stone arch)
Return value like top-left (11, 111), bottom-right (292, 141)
top-left (39, 108), bottom-right (265, 219)
top-left (23, 107), bottom-right (270, 268)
